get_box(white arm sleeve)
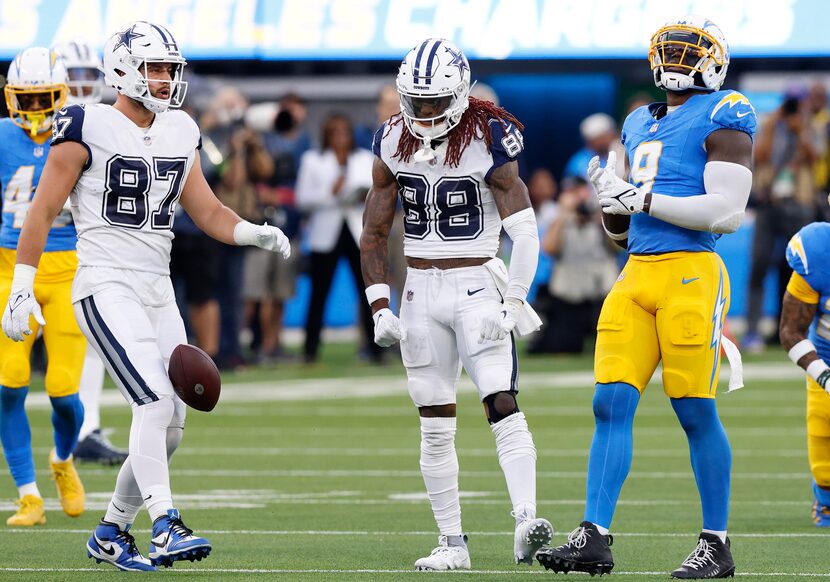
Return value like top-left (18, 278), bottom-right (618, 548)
top-left (501, 208), bottom-right (539, 302)
top-left (647, 161), bottom-right (752, 234)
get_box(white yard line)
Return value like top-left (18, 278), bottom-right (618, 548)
top-left (3, 528), bottom-right (827, 538)
top-left (0, 567), bottom-right (827, 576)
top-left (19, 362), bottom-right (803, 410)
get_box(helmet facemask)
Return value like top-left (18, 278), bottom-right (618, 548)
top-left (66, 66), bottom-right (104, 104)
top-left (4, 85), bottom-right (67, 137)
top-left (398, 79), bottom-right (470, 161)
top-left (649, 24), bottom-right (728, 92)
top-left (117, 57), bottom-right (187, 114)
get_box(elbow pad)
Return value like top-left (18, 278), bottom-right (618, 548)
top-left (502, 208), bottom-right (539, 301)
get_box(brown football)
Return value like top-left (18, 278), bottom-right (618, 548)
top-left (168, 344), bottom-right (221, 412)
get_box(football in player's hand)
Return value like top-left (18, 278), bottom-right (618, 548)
top-left (168, 344), bottom-right (221, 412)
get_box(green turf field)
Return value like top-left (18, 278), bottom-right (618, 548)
top-left (0, 345), bottom-right (827, 581)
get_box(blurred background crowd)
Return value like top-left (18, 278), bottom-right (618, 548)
top-left (3, 2), bottom-right (830, 370)
top-left (158, 74), bottom-right (830, 370)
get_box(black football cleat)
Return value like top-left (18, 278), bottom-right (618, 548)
top-left (73, 429), bottom-right (129, 466)
top-left (536, 521), bottom-right (614, 576)
top-left (671, 533), bottom-right (735, 579)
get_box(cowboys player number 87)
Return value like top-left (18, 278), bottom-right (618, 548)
top-left (2, 21), bottom-right (290, 572)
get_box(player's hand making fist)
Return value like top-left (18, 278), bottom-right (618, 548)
top-left (372, 308), bottom-right (406, 347)
top-left (589, 151), bottom-right (646, 216)
top-left (233, 221), bottom-right (291, 259)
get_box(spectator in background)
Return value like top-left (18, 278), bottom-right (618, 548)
top-left (809, 83), bottom-right (830, 214)
top-left (563, 113), bottom-right (625, 181)
top-left (296, 114), bottom-right (379, 363)
top-left (242, 94), bottom-right (311, 362)
top-left (200, 87), bottom-right (275, 369)
top-left (745, 86), bottom-right (822, 351)
top-left (531, 177), bottom-right (618, 354)
top-left (528, 168), bottom-right (559, 233)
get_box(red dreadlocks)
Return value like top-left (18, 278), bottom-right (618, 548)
top-left (390, 96), bottom-right (524, 168)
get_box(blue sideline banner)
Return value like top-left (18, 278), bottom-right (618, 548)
top-left (1, 0), bottom-right (828, 60)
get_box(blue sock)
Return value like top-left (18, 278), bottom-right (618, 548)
top-left (814, 480), bottom-right (830, 507)
top-left (584, 382), bottom-right (640, 529)
top-left (671, 397), bottom-right (731, 531)
top-left (0, 386), bottom-right (35, 487)
top-left (50, 393), bottom-right (84, 460)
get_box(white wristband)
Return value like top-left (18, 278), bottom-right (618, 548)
top-left (12, 264), bottom-right (37, 291)
top-left (807, 359), bottom-right (830, 383)
top-left (232, 220), bottom-right (258, 247)
top-left (365, 283), bottom-right (390, 306)
top-left (788, 339), bottom-right (817, 364)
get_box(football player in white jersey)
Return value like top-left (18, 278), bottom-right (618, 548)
top-left (2, 21), bottom-right (290, 571)
top-left (360, 38), bottom-right (553, 570)
top-left (53, 38), bottom-right (128, 466)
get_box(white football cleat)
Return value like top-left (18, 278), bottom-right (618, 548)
top-left (514, 515), bottom-right (554, 565)
top-left (414, 535), bottom-right (471, 571)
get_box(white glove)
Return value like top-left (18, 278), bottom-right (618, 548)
top-left (233, 221), bottom-right (291, 259)
top-left (588, 151), bottom-right (646, 215)
top-left (479, 298), bottom-right (522, 343)
top-left (2, 288), bottom-right (45, 342)
top-left (372, 308), bottom-right (406, 347)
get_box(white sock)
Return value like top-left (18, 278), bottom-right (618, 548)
top-left (104, 458), bottom-right (143, 529)
top-left (491, 412), bottom-right (537, 520)
top-left (594, 523), bottom-right (610, 536)
top-left (702, 529), bottom-right (727, 543)
top-left (18, 482), bottom-right (41, 499)
top-left (128, 398), bottom-right (175, 522)
top-left (78, 345), bottom-right (105, 441)
top-left (420, 416), bottom-right (462, 537)
top-left (51, 449), bottom-right (72, 464)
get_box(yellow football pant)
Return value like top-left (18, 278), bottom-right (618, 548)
top-left (595, 251), bottom-right (729, 398)
top-left (0, 249), bottom-right (84, 397)
top-left (807, 377), bottom-right (830, 488)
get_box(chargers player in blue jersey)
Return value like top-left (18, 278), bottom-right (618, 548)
top-left (780, 217), bottom-right (830, 527)
top-left (537, 16), bottom-right (755, 579)
top-left (0, 47), bottom-right (86, 525)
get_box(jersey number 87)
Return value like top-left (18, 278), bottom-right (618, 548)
top-left (103, 155), bottom-right (187, 230)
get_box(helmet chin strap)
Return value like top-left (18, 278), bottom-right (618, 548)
top-left (24, 113), bottom-right (47, 137)
top-left (411, 120), bottom-right (449, 162)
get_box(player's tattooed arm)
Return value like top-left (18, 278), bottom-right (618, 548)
top-left (780, 291), bottom-right (820, 369)
top-left (360, 157), bottom-right (397, 312)
top-left (490, 161), bottom-right (532, 218)
top-left (15, 141), bottom-right (87, 268)
top-left (705, 129), bottom-right (753, 169)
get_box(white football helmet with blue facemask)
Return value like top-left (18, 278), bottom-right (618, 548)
top-left (102, 21), bottom-right (187, 114)
top-left (396, 38), bottom-right (471, 157)
top-left (649, 15), bottom-right (729, 92)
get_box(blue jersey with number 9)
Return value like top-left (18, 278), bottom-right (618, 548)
top-left (621, 90), bottom-right (756, 255)
top-left (0, 118), bottom-right (77, 252)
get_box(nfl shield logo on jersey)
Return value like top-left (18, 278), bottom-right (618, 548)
top-left (407, 290), bottom-right (414, 302)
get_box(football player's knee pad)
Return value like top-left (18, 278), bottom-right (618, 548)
top-left (44, 365), bottom-right (80, 398)
top-left (133, 394), bottom-right (175, 427)
top-left (0, 356), bottom-right (30, 388)
top-left (483, 391), bottom-right (520, 425)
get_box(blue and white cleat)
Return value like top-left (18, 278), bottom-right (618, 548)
top-left (813, 499), bottom-right (830, 527)
top-left (149, 509), bottom-right (211, 567)
top-left (87, 520), bottom-right (156, 571)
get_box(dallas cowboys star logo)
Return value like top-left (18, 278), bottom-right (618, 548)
top-left (113, 24), bottom-right (144, 52)
top-left (444, 46), bottom-right (468, 76)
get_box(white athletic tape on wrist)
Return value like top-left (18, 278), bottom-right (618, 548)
top-left (807, 359), bottom-right (830, 384)
top-left (788, 339), bottom-right (817, 364)
top-left (11, 264), bottom-right (37, 291)
top-left (365, 283), bottom-right (390, 306)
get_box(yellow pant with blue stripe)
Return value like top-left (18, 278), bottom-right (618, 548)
top-left (595, 251), bottom-right (730, 398)
top-left (0, 248), bottom-right (84, 396)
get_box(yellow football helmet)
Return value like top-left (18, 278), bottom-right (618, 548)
top-left (649, 15), bottom-right (729, 92)
top-left (4, 47), bottom-right (69, 137)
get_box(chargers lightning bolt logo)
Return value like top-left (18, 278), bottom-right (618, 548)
top-left (710, 92), bottom-right (755, 121)
top-left (708, 269), bottom-right (727, 393)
